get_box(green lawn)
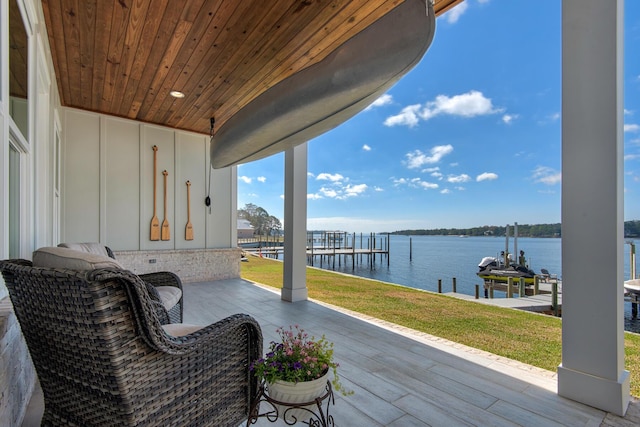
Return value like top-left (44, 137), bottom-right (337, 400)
top-left (241, 255), bottom-right (640, 397)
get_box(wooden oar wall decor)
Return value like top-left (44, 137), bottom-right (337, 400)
top-left (150, 145), bottom-right (160, 241)
top-left (150, 146), bottom-right (196, 242)
top-left (185, 180), bottom-right (194, 240)
top-left (161, 170), bottom-right (171, 240)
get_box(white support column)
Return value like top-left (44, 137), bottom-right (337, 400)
top-left (282, 143), bottom-right (308, 302)
top-left (558, 0), bottom-right (629, 416)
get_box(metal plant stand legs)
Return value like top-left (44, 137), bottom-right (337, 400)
top-left (247, 381), bottom-right (335, 426)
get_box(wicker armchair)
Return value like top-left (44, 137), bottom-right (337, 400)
top-left (0, 258), bottom-right (263, 427)
top-left (57, 242), bottom-right (184, 323)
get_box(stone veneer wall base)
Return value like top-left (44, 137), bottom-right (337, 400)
top-left (0, 298), bottom-right (36, 427)
top-left (114, 248), bottom-right (242, 283)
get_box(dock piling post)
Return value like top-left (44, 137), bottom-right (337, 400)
top-left (507, 277), bottom-right (513, 298)
top-left (333, 243), bottom-right (336, 270)
top-left (352, 233), bottom-right (356, 270)
top-left (552, 281), bottom-right (559, 317)
top-left (410, 238), bottom-right (413, 261)
top-left (387, 233), bottom-right (390, 267)
top-left (438, 279), bottom-right (442, 293)
top-left (452, 277), bottom-right (457, 293)
top-left (475, 284), bottom-right (479, 299)
top-left (534, 276), bottom-right (539, 295)
top-left (519, 278), bottom-right (526, 297)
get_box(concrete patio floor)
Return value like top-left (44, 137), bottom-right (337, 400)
top-left (22, 278), bottom-right (640, 426)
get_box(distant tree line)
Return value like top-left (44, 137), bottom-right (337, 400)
top-left (238, 203), bottom-right (282, 236)
top-left (391, 221), bottom-right (640, 238)
top-left (625, 220), bottom-right (640, 237)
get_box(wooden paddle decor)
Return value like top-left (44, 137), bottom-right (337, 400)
top-left (185, 180), bottom-right (194, 240)
top-left (161, 170), bottom-right (171, 240)
top-left (150, 145), bottom-right (160, 241)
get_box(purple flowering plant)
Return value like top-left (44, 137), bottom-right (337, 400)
top-left (250, 325), bottom-right (351, 395)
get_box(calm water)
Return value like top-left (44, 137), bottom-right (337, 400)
top-left (303, 235), bottom-right (640, 333)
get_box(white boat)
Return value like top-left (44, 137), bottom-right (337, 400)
top-left (476, 223), bottom-right (539, 285)
top-left (624, 279), bottom-right (640, 297)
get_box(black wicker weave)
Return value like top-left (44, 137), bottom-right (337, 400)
top-left (0, 259), bottom-right (263, 427)
top-left (138, 270), bottom-right (184, 323)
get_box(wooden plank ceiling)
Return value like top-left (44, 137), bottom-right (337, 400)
top-left (39, 0), bottom-right (463, 136)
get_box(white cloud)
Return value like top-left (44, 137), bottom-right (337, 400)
top-left (392, 177), bottom-right (438, 190)
top-left (344, 184), bottom-right (368, 197)
top-left (625, 124), bottom-right (639, 133)
top-left (307, 172), bottom-right (315, 178)
top-left (419, 181), bottom-right (439, 190)
top-left (365, 94), bottom-right (393, 111)
top-left (405, 145), bottom-right (454, 169)
top-left (316, 173), bottom-right (344, 182)
top-left (384, 91), bottom-right (503, 127)
top-left (384, 104), bottom-right (421, 127)
top-left (362, 144), bottom-right (371, 151)
top-left (624, 154), bottom-right (640, 161)
top-left (374, 186), bottom-right (384, 192)
top-left (447, 174), bottom-right (471, 183)
top-left (319, 187), bottom-right (338, 198)
top-left (431, 171), bottom-right (443, 180)
top-left (625, 109), bottom-right (633, 115)
top-left (441, 189), bottom-right (451, 194)
top-left (532, 166), bottom-right (562, 185)
top-left (421, 91), bottom-right (503, 119)
top-left (239, 176), bottom-right (252, 184)
top-left (502, 114), bottom-right (518, 124)
top-left (454, 186), bottom-right (466, 191)
top-left (538, 112), bottom-right (560, 126)
top-left (308, 193), bottom-right (323, 200)
top-left (477, 172), bottom-right (498, 182)
top-left (312, 177), bottom-right (369, 199)
top-left (257, 176), bottom-right (266, 183)
top-left (443, 2), bottom-right (468, 24)
top-left (393, 178), bottom-right (408, 186)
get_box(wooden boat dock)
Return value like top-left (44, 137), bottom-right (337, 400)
top-left (443, 279), bottom-right (562, 316)
top-left (241, 231), bottom-right (390, 270)
top-left (446, 289), bottom-right (562, 315)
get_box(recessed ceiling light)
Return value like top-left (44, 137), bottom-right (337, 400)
top-left (170, 90), bottom-right (185, 98)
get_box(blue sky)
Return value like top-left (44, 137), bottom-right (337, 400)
top-left (237, 0), bottom-right (640, 233)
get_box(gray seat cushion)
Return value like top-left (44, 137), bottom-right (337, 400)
top-left (33, 247), bottom-right (123, 270)
top-left (33, 247), bottom-right (180, 313)
top-left (161, 323), bottom-right (204, 337)
top-left (155, 286), bottom-right (182, 311)
top-left (57, 242), bottom-right (112, 258)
